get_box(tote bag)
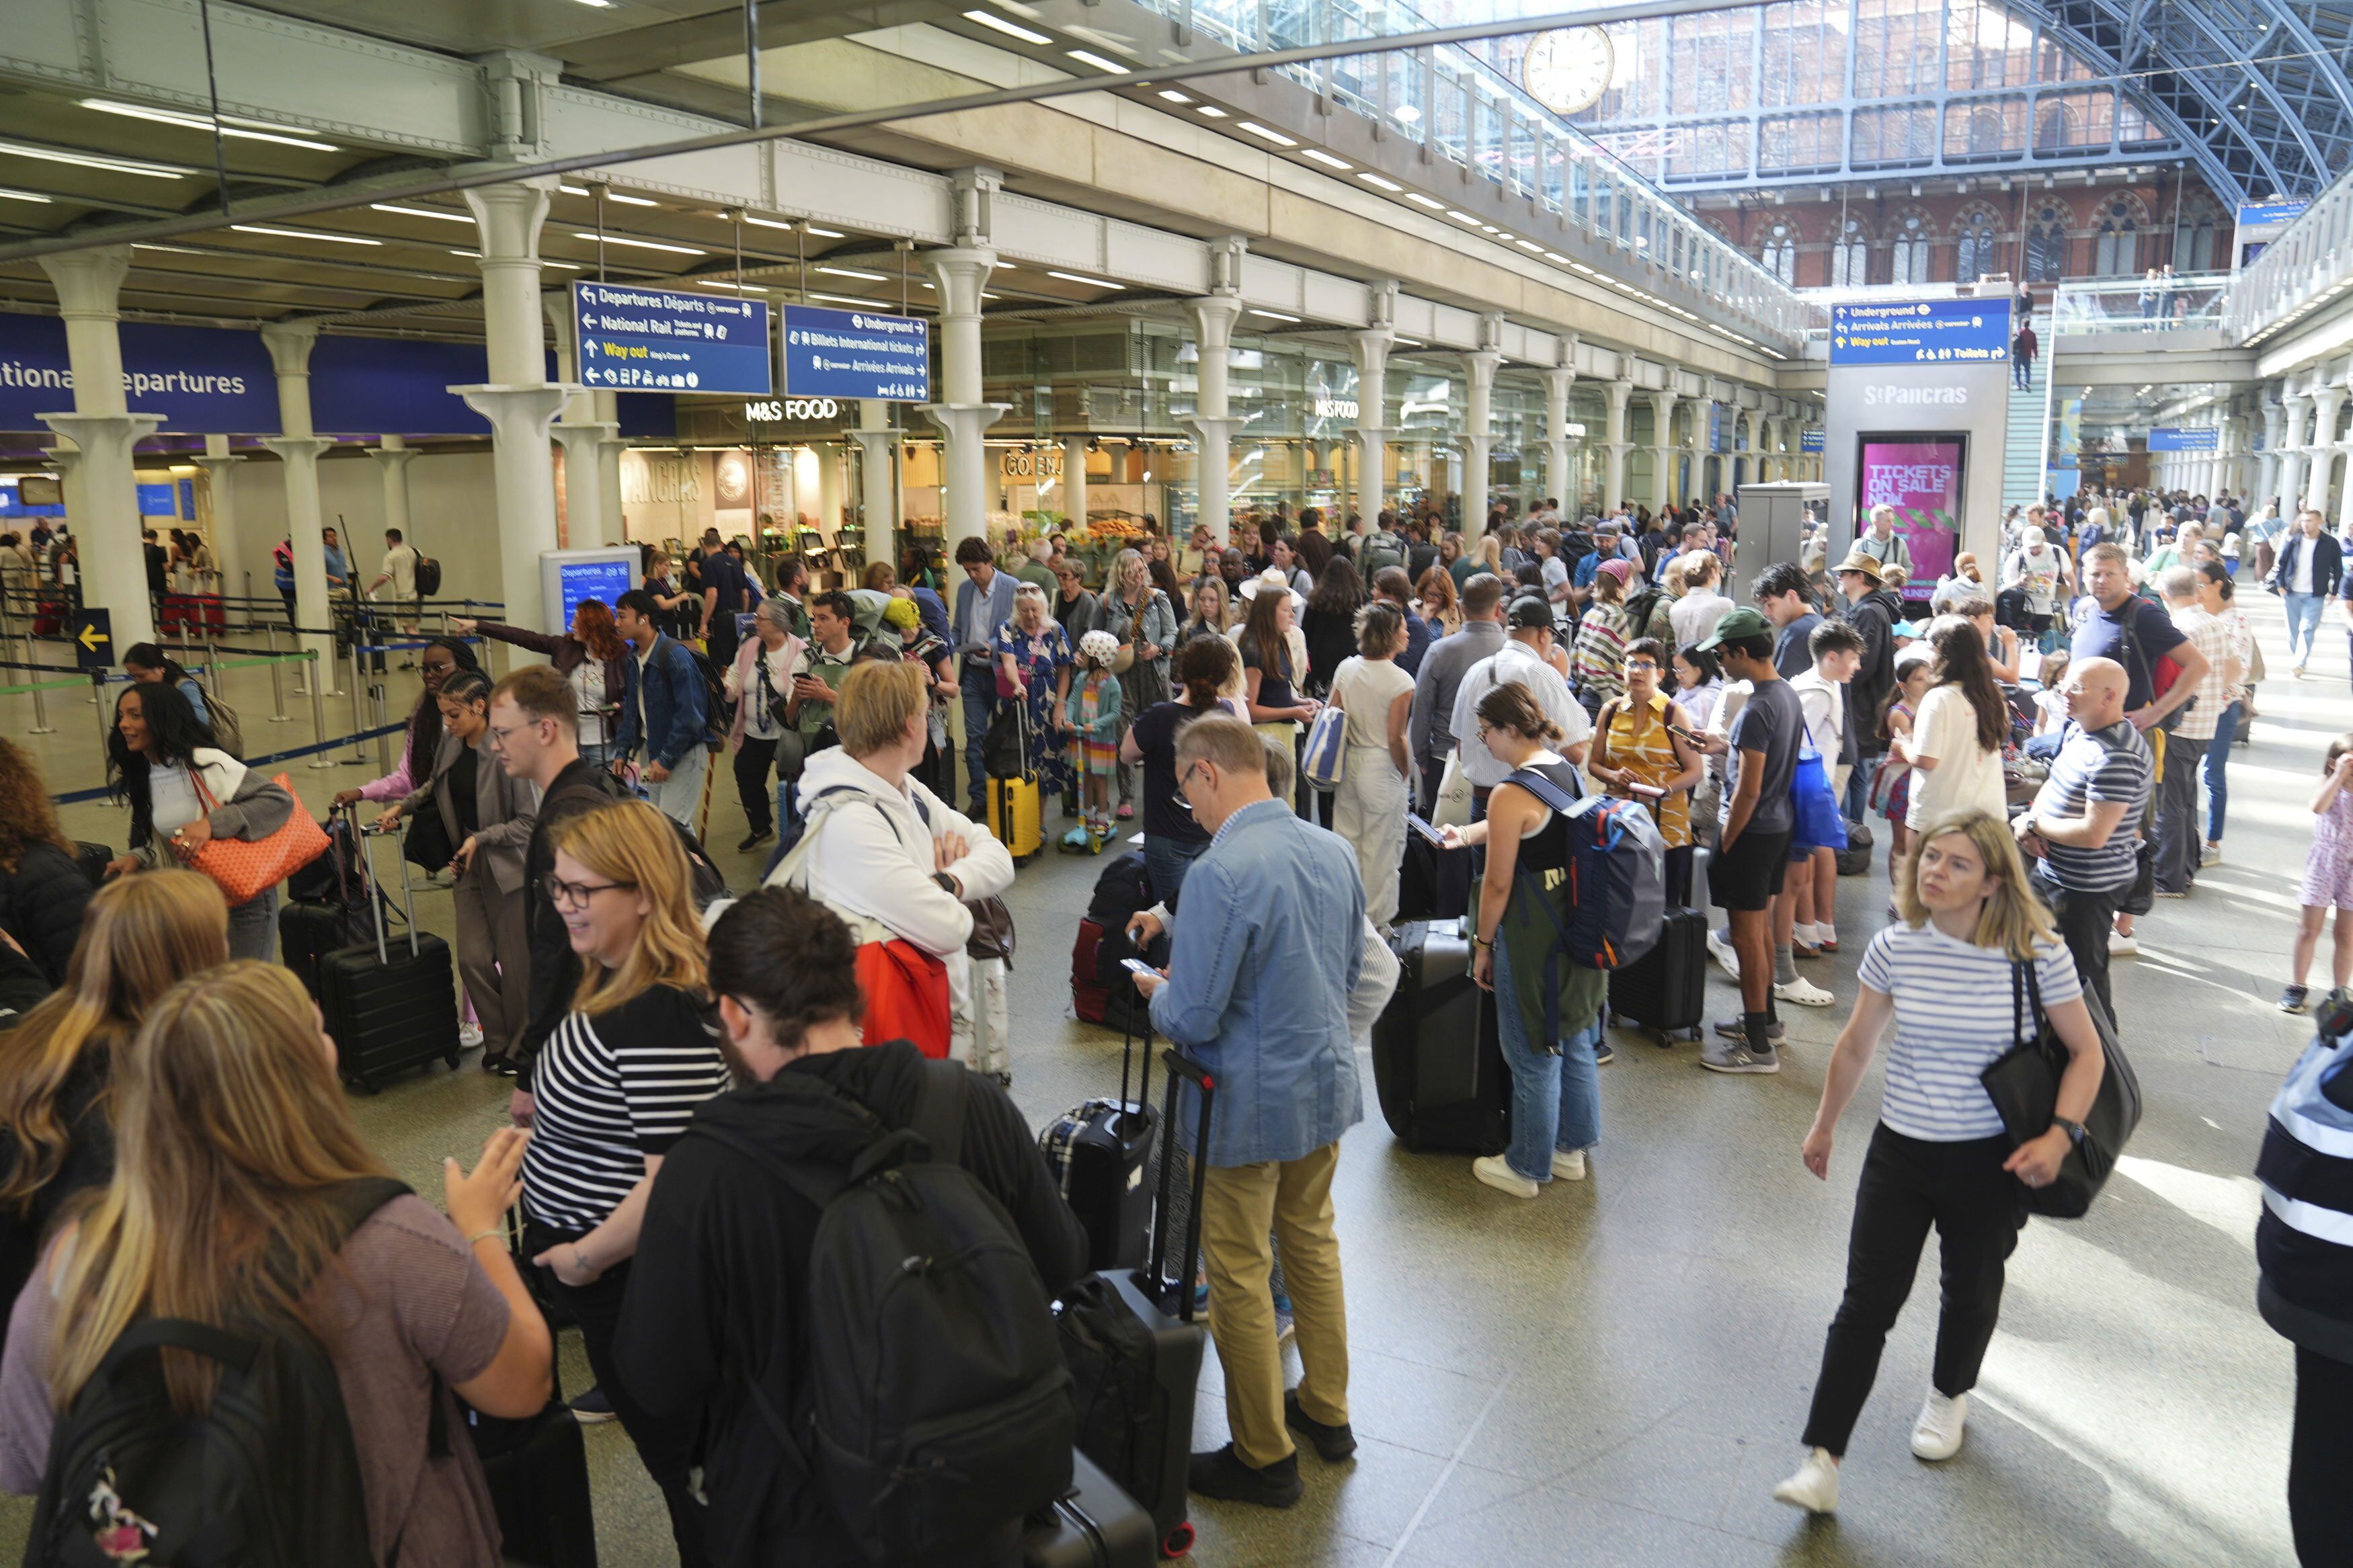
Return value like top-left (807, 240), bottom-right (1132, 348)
top-left (1431, 749), bottom-right (1475, 831)
top-left (185, 769), bottom-right (329, 906)
top-left (1787, 747), bottom-right (1848, 854)
top-left (1301, 704), bottom-right (1347, 791)
top-left (1979, 959), bottom-right (2142, 1218)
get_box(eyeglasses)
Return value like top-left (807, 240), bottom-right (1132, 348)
top-left (1624, 659), bottom-right (1661, 672)
top-left (485, 718), bottom-right (543, 750)
top-left (543, 874), bottom-right (637, 909)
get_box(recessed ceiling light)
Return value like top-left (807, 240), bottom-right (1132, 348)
top-left (78, 99), bottom-right (338, 151)
top-left (131, 241), bottom-right (201, 253)
top-left (1445, 210), bottom-right (1479, 223)
top-left (370, 202), bottom-right (471, 223)
top-left (571, 232), bottom-right (706, 255)
top-left (1405, 192), bottom-right (1444, 208)
top-left (1301, 149), bottom-right (1350, 169)
top-left (741, 214), bottom-right (796, 231)
top-left (1515, 239), bottom-right (1542, 251)
top-left (1195, 105), bottom-right (1227, 118)
top-left (569, 0), bottom-right (612, 8)
top-left (1480, 225), bottom-right (1501, 235)
top-left (1067, 49), bottom-right (1127, 73)
top-left (963, 9), bottom-right (1053, 43)
top-left (804, 225), bottom-right (845, 238)
top-left (816, 265), bottom-right (889, 280)
top-left (604, 192), bottom-right (659, 208)
top-left (1238, 122), bottom-right (1298, 147)
top-left (1158, 89), bottom-right (1192, 104)
top-left (0, 188), bottom-right (50, 204)
top-left (560, 183), bottom-right (592, 196)
top-left (1249, 308), bottom-right (1302, 322)
top-left (1357, 172), bottom-right (1403, 192)
top-left (1049, 269), bottom-right (1122, 288)
top-left (0, 139), bottom-right (182, 178)
top-left (543, 259), bottom-right (584, 271)
top-left (1543, 251), bottom-right (1568, 263)
top-left (811, 291), bottom-right (908, 308)
top-left (1393, 335), bottom-right (1423, 347)
top-left (231, 223), bottom-right (378, 246)
top-left (699, 280), bottom-right (768, 292)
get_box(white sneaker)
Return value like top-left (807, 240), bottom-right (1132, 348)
top-left (458, 1023), bottom-right (484, 1050)
top-left (1551, 1148), bottom-right (1588, 1181)
top-left (1792, 923), bottom-right (1823, 948)
top-left (1706, 927), bottom-right (1742, 981)
top-left (2200, 842), bottom-right (2222, 866)
top-left (2108, 929), bottom-right (2139, 957)
top-left (1775, 976), bottom-right (1836, 1007)
top-left (1472, 1155), bottom-right (1539, 1198)
top-left (1910, 1390), bottom-right (1968, 1461)
top-left (1773, 1448), bottom-right (1840, 1514)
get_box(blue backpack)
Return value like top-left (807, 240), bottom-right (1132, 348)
top-left (1505, 766), bottom-right (1667, 975)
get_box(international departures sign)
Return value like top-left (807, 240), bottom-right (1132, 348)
top-left (780, 305), bottom-right (930, 403)
top-left (1829, 298), bottom-right (2012, 368)
top-left (573, 282), bottom-right (772, 395)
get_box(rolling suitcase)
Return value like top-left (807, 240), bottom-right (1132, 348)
top-left (1608, 906), bottom-right (1708, 1045)
top-left (1072, 917), bottom-right (1115, 1026)
top-left (992, 774), bottom-right (1045, 861)
top-left (1370, 919), bottom-right (1509, 1154)
top-left (1055, 1046), bottom-right (1213, 1563)
top-left (1040, 1018), bottom-right (1162, 1272)
top-left (1396, 831), bottom-right (1472, 923)
top-left (1023, 1449), bottom-right (1156, 1568)
top-left (320, 806), bottom-right (461, 1094)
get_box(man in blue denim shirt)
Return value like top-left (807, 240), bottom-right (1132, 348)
top-left (1135, 714), bottom-right (1364, 1508)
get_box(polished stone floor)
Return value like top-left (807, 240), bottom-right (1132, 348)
top-left (0, 592), bottom-right (2327, 1567)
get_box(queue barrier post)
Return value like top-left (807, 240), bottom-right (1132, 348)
top-left (3, 591), bottom-right (51, 735)
top-left (346, 645), bottom-right (370, 764)
top-left (307, 653), bottom-right (337, 771)
top-left (370, 663), bottom-right (392, 774)
top-left (265, 624), bottom-right (291, 723)
top-left (91, 671), bottom-right (110, 755)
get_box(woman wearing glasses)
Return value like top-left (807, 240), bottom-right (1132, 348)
top-left (1587, 637), bottom-right (1706, 906)
top-left (518, 798), bottom-right (727, 1566)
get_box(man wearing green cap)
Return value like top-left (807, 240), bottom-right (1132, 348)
top-left (1692, 606), bottom-right (1804, 1072)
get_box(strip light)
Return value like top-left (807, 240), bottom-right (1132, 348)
top-left (77, 99), bottom-right (338, 152)
top-left (1048, 270), bottom-right (1121, 289)
top-left (1405, 193), bottom-right (1443, 209)
top-left (1250, 308), bottom-right (1302, 323)
top-left (1300, 150), bottom-right (1351, 170)
top-left (0, 139), bottom-right (184, 179)
top-left (370, 203), bottom-right (471, 224)
top-left (1067, 50), bottom-right (1127, 73)
top-left (0, 188), bottom-right (51, 204)
top-left (1239, 122), bottom-right (1298, 147)
top-left (963, 9), bottom-right (1052, 43)
top-left (231, 223), bottom-right (379, 246)
top-left (571, 232), bottom-right (706, 255)
top-left (605, 192), bottom-right (660, 208)
top-left (816, 265), bottom-right (889, 280)
top-left (1357, 173), bottom-right (1402, 192)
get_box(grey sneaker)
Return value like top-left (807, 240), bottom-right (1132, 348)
top-left (1713, 1015), bottom-right (1785, 1043)
top-left (1701, 1039), bottom-right (1780, 1075)
top-left (2281, 985), bottom-right (2312, 1014)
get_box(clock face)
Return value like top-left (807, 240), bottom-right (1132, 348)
top-left (1521, 27), bottom-right (1615, 117)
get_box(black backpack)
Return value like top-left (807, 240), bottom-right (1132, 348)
top-left (684, 643), bottom-right (731, 751)
top-left (28, 1179), bottom-right (411, 1568)
top-left (412, 552), bottom-right (442, 597)
top-left (690, 1063), bottom-right (1075, 1562)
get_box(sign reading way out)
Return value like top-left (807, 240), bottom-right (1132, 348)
top-left (781, 305), bottom-right (930, 403)
top-left (1829, 298), bottom-right (2011, 368)
top-left (574, 282), bottom-right (772, 395)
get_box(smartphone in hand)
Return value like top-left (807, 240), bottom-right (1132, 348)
top-left (1121, 957), bottom-right (1158, 977)
top-left (1406, 812), bottom-right (1445, 844)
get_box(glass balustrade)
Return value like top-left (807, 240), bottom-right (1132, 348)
top-left (2050, 274), bottom-right (2231, 335)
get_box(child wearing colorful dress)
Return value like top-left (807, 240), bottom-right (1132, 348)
top-left (1062, 630), bottom-right (1125, 852)
top-left (2283, 733), bottom-right (2353, 1014)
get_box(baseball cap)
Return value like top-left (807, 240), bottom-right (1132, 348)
top-left (1695, 606), bottom-right (1771, 650)
top-left (1507, 594), bottom-right (1558, 630)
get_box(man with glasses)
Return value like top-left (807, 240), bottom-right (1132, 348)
top-left (488, 665), bottom-right (625, 1085)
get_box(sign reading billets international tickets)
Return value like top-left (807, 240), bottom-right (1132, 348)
top-left (572, 282), bottom-right (772, 395)
top-left (781, 305), bottom-right (930, 403)
top-left (1829, 298), bottom-right (2011, 368)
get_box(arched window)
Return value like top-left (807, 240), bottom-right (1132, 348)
top-left (1830, 217), bottom-right (1870, 287)
top-left (1954, 206), bottom-right (2001, 283)
top-left (1888, 210), bottom-right (1932, 284)
top-left (2093, 196), bottom-right (2139, 276)
top-left (2024, 202), bottom-right (2069, 281)
top-left (1758, 221), bottom-right (1797, 283)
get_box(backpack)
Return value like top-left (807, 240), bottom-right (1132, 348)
top-left (412, 552), bottom-right (441, 597)
top-left (683, 643), bottom-right (731, 751)
top-left (28, 1179), bottom-right (411, 1568)
top-left (1621, 585), bottom-right (1665, 640)
top-left (1359, 530), bottom-right (1408, 579)
top-left (689, 1064), bottom-right (1074, 1561)
top-left (1505, 766), bottom-right (1667, 978)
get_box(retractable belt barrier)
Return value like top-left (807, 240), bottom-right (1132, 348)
top-left (48, 719), bottom-right (409, 806)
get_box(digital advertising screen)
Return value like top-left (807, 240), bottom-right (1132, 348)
top-left (1856, 436), bottom-right (1965, 608)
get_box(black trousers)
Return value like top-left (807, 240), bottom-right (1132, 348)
top-left (2040, 879), bottom-right (2119, 1022)
top-left (733, 734), bottom-right (779, 836)
top-left (707, 614), bottom-right (740, 673)
top-left (1800, 1125), bottom-right (2026, 1456)
top-left (1663, 843), bottom-right (1694, 909)
top-left (2293, 1346), bottom-right (2353, 1566)
top-left (2151, 733), bottom-right (2201, 895)
top-left (524, 1220), bottom-right (709, 1567)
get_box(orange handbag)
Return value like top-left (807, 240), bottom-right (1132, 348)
top-left (184, 769), bottom-right (330, 906)
top-left (855, 937), bottom-right (953, 1059)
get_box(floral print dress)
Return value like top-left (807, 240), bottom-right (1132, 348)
top-left (992, 619), bottom-right (1075, 797)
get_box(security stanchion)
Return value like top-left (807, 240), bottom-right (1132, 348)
top-left (264, 624), bottom-right (291, 723)
top-left (370, 664), bottom-right (392, 774)
top-left (346, 645), bottom-right (370, 764)
top-left (91, 671), bottom-right (111, 753)
top-left (3, 594), bottom-right (52, 735)
top-left (307, 653), bottom-right (338, 771)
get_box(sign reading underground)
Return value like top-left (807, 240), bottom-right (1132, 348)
top-left (1829, 298), bottom-right (2011, 367)
top-left (572, 282), bottom-right (772, 394)
top-left (781, 304), bottom-right (930, 403)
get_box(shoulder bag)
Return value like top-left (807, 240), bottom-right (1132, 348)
top-left (1979, 958), bottom-right (2143, 1218)
top-left (768, 792), bottom-right (953, 1058)
top-left (1302, 701), bottom-right (1347, 791)
top-left (183, 768), bottom-right (329, 906)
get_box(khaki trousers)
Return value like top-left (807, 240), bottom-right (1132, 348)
top-left (1199, 1141), bottom-right (1349, 1469)
top-left (453, 875), bottom-right (531, 1055)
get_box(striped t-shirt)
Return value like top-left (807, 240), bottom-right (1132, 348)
top-left (2032, 719), bottom-right (2151, 895)
top-left (520, 984), bottom-right (727, 1234)
top-left (1856, 923), bottom-right (2083, 1141)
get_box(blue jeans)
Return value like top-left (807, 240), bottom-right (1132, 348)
top-left (2285, 591), bottom-right (2325, 666)
top-left (2203, 701), bottom-right (2240, 843)
top-left (1492, 937), bottom-right (1601, 1184)
top-left (1843, 754), bottom-right (1881, 823)
top-left (959, 660), bottom-right (996, 812)
top-left (1143, 835), bottom-right (1205, 911)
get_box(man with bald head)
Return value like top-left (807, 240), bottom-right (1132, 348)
top-left (2014, 654), bottom-right (2151, 1014)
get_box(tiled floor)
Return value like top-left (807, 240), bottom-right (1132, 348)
top-left (0, 595), bottom-right (2324, 1567)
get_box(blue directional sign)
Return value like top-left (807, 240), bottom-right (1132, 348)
top-left (781, 304), bottom-right (930, 402)
top-left (2235, 201), bottom-right (2309, 230)
top-left (1800, 427), bottom-right (1825, 453)
top-left (1829, 298), bottom-right (2011, 367)
top-left (573, 282), bottom-right (770, 395)
top-left (2149, 427), bottom-right (2219, 453)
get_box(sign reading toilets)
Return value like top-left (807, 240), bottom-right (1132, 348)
top-left (573, 282), bottom-right (771, 395)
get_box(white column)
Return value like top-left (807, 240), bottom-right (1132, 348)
top-left (1602, 379), bottom-right (1634, 512)
top-left (1541, 363), bottom-right (1575, 511)
top-left (1460, 320), bottom-right (1503, 540)
top-left (369, 433), bottom-right (420, 552)
top-left (196, 433), bottom-right (245, 600)
top-left (850, 400), bottom-right (899, 571)
top-left (594, 392), bottom-right (627, 546)
top-left (544, 292), bottom-right (620, 548)
top-left (1061, 435), bottom-right (1090, 532)
top-left (1647, 390), bottom-right (1679, 513)
top-left (450, 181), bottom-right (573, 634)
top-left (258, 322), bottom-right (341, 688)
top-left (1350, 325), bottom-right (1394, 528)
top-left (2260, 403), bottom-right (2286, 509)
top-left (918, 247), bottom-right (1006, 552)
top-left (2281, 395), bottom-right (2313, 517)
top-left (1183, 290), bottom-right (1246, 545)
top-left (36, 246), bottom-right (163, 653)
top-left (2308, 386), bottom-right (2346, 516)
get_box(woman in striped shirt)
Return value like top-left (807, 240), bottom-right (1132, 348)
top-left (1773, 809), bottom-right (2105, 1517)
top-left (1570, 559), bottom-right (1634, 719)
top-left (519, 798), bottom-right (727, 1565)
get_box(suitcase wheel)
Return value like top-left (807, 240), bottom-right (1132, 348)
top-left (1160, 1521), bottom-right (1195, 1559)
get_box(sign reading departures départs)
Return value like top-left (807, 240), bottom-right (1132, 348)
top-left (573, 282), bottom-right (772, 396)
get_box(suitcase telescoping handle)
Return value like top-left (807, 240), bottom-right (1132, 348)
top-left (342, 801), bottom-right (423, 964)
top-left (1140, 1046), bottom-right (1215, 1324)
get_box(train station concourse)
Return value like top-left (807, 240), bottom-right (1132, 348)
top-left (0, 0), bottom-right (2349, 1564)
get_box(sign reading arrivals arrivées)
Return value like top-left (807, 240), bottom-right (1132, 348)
top-left (781, 305), bottom-right (930, 403)
top-left (1829, 299), bottom-right (2012, 368)
top-left (573, 282), bottom-right (772, 395)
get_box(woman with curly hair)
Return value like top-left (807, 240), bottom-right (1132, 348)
top-left (453, 603), bottom-right (627, 768)
top-left (0, 739), bottom-right (91, 984)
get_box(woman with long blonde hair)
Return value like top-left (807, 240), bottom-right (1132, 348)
top-left (0, 962), bottom-right (551, 1566)
top-left (1772, 810), bottom-right (2104, 1516)
top-left (516, 798), bottom-right (725, 1563)
top-left (0, 870), bottom-right (228, 1355)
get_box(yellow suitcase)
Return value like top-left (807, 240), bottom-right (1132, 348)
top-left (988, 774), bottom-right (1043, 862)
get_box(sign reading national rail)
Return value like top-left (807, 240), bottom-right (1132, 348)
top-left (781, 305), bottom-right (930, 403)
top-left (1829, 298), bottom-right (2011, 368)
top-left (573, 282), bottom-right (771, 395)
top-left (2149, 427), bottom-right (2219, 453)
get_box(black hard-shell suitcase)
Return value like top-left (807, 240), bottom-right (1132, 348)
top-left (1396, 831), bottom-right (1472, 923)
top-left (280, 900), bottom-right (358, 999)
top-left (1609, 906), bottom-right (1708, 1045)
top-left (321, 807), bottom-right (461, 1094)
top-left (1023, 1449), bottom-right (1156, 1568)
top-left (464, 1209), bottom-right (598, 1568)
top-left (1049, 1019), bottom-right (1162, 1272)
top-left (1371, 919), bottom-right (1509, 1154)
top-left (1056, 1048), bottom-right (1214, 1562)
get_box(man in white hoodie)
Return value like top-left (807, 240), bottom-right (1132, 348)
top-left (765, 659), bottom-right (1017, 1078)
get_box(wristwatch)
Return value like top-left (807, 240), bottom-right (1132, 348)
top-left (2052, 1117), bottom-right (2086, 1146)
top-left (932, 871), bottom-right (960, 897)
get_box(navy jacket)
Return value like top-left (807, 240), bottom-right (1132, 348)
top-left (616, 632), bottom-right (710, 770)
top-left (2271, 530), bottom-right (2344, 598)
